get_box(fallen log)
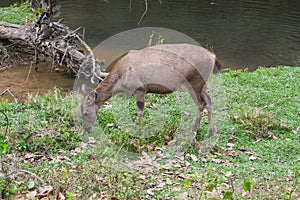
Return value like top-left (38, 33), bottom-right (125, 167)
top-left (0, 2), bottom-right (108, 83)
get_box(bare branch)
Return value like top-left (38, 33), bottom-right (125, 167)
top-left (137, 0), bottom-right (148, 26)
top-left (128, 0), bottom-right (133, 11)
top-left (0, 87), bottom-right (18, 103)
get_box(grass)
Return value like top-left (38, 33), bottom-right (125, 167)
top-left (0, 66), bottom-right (299, 199)
top-left (0, 1), bottom-right (34, 24)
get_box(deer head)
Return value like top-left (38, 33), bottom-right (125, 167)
top-left (80, 84), bottom-right (98, 132)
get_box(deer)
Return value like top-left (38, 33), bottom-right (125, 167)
top-left (80, 43), bottom-right (221, 140)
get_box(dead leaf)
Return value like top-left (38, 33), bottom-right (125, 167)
top-left (227, 143), bottom-right (235, 148)
top-left (24, 153), bottom-right (36, 159)
top-left (173, 164), bottom-right (182, 168)
top-left (226, 149), bottom-right (239, 157)
top-left (190, 154), bottom-right (198, 162)
top-left (211, 158), bottom-right (223, 164)
top-left (147, 189), bottom-right (155, 196)
top-left (253, 138), bottom-right (262, 144)
top-left (138, 175), bottom-right (146, 180)
top-left (88, 137), bottom-right (97, 145)
top-left (214, 152), bottom-right (223, 157)
top-left (171, 187), bottom-right (181, 192)
top-left (37, 186), bottom-right (53, 198)
top-left (141, 151), bottom-right (152, 161)
top-left (166, 178), bottom-right (172, 185)
top-left (225, 171), bottom-right (232, 177)
top-left (223, 162), bottom-right (235, 167)
top-left (249, 155), bottom-right (261, 161)
top-left (178, 173), bottom-right (192, 179)
top-left (156, 182), bottom-right (165, 188)
top-left (146, 144), bottom-right (155, 151)
top-left (174, 151), bottom-right (185, 161)
top-left (164, 135), bottom-right (172, 142)
top-left (26, 190), bottom-right (37, 199)
top-left (268, 134), bottom-right (278, 140)
top-left (88, 154), bottom-right (97, 160)
top-left (58, 192), bottom-right (66, 200)
top-left (185, 161), bottom-right (191, 167)
top-left (167, 139), bottom-right (177, 147)
top-left (8, 194), bottom-right (26, 199)
top-left (228, 135), bottom-right (237, 142)
top-left (106, 123), bottom-right (114, 128)
top-left (238, 146), bottom-right (251, 152)
top-left (24, 153), bottom-right (43, 163)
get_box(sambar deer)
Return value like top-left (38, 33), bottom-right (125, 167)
top-left (80, 43), bottom-right (221, 139)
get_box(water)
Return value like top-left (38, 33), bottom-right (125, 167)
top-left (0, 63), bottom-right (74, 102)
top-left (1, 0), bottom-right (300, 100)
top-left (54, 0), bottom-right (300, 69)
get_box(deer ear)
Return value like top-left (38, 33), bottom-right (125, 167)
top-left (80, 84), bottom-right (88, 96)
top-left (88, 90), bottom-right (97, 101)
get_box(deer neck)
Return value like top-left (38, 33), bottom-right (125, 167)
top-left (94, 73), bottom-right (119, 107)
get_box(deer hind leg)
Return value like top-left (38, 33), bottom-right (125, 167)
top-left (187, 84), bottom-right (206, 143)
top-left (188, 84), bottom-right (215, 142)
top-left (201, 88), bottom-right (215, 137)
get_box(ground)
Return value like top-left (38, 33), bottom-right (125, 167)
top-left (0, 66), bottom-right (299, 199)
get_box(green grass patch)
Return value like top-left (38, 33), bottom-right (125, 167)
top-left (0, 1), bottom-right (34, 24)
top-left (0, 66), bottom-right (299, 199)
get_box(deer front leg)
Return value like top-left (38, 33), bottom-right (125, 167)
top-left (134, 89), bottom-right (146, 119)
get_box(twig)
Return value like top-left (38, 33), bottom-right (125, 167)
top-left (60, 40), bottom-right (70, 65)
top-left (0, 87), bottom-right (18, 103)
top-left (0, 44), bottom-right (9, 65)
top-left (82, 27), bottom-right (85, 40)
top-left (75, 35), bottom-right (108, 82)
top-left (10, 169), bottom-right (46, 185)
top-left (63, 26), bottom-right (82, 40)
top-left (0, 22), bottom-right (21, 28)
top-left (57, 18), bottom-right (64, 23)
top-left (128, 0), bottom-right (133, 11)
top-left (25, 62), bottom-right (34, 85)
top-left (137, 0), bottom-right (148, 26)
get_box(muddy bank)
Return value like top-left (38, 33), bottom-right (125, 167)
top-left (0, 61), bottom-right (75, 102)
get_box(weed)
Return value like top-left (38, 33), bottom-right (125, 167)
top-left (0, 1), bottom-right (35, 24)
top-left (231, 108), bottom-right (284, 138)
top-left (0, 66), bottom-right (299, 199)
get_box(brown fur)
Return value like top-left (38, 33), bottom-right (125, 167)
top-left (81, 43), bottom-right (221, 139)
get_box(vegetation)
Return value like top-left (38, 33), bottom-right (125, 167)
top-left (0, 66), bottom-right (299, 199)
top-left (0, 1), bottom-right (34, 24)
top-left (1, 2), bottom-right (299, 199)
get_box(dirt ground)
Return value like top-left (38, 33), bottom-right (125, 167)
top-left (0, 52), bottom-right (75, 102)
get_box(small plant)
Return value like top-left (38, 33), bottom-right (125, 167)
top-left (183, 171), bottom-right (234, 199)
top-left (147, 30), bottom-right (165, 46)
top-left (242, 178), bottom-right (257, 199)
top-left (231, 108), bottom-right (287, 138)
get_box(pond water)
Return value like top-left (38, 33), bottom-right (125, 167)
top-left (55, 0), bottom-right (300, 69)
top-left (0, 63), bottom-right (74, 102)
top-left (1, 0), bottom-right (300, 100)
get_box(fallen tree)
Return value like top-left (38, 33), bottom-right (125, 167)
top-left (0, 1), bottom-right (108, 83)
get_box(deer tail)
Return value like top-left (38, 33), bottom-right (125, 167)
top-left (213, 59), bottom-right (222, 74)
